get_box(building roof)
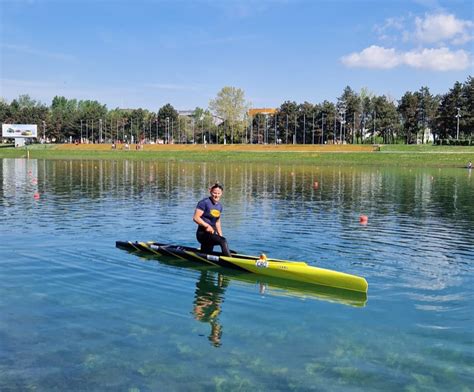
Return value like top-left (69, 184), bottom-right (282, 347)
top-left (248, 108), bottom-right (277, 116)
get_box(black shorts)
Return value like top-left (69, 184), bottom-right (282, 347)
top-left (196, 228), bottom-right (231, 256)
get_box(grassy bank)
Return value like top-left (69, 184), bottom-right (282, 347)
top-left (0, 143), bottom-right (473, 167)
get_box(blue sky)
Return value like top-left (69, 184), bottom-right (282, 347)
top-left (1, 0), bottom-right (472, 111)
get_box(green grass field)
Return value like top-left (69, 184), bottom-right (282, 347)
top-left (0, 143), bottom-right (473, 168)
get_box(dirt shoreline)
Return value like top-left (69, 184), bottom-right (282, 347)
top-left (56, 144), bottom-right (377, 153)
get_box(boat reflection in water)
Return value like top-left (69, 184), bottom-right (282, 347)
top-left (121, 251), bottom-right (367, 347)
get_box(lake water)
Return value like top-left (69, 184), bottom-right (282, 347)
top-left (1, 158), bottom-right (473, 391)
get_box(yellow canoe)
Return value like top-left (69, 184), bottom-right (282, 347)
top-left (116, 241), bottom-right (368, 294)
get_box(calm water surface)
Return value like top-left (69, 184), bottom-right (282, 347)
top-left (1, 158), bottom-right (473, 391)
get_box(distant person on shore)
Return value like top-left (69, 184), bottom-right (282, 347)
top-left (193, 183), bottom-right (231, 256)
top-left (468, 161), bottom-right (472, 169)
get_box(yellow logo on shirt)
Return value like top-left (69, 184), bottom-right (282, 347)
top-left (210, 209), bottom-right (221, 218)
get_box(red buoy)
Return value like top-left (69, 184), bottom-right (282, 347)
top-left (33, 192), bottom-right (40, 199)
top-left (359, 215), bottom-right (368, 224)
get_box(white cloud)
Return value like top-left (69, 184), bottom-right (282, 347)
top-left (374, 12), bottom-right (473, 45)
top-left (403, 47), bottom-right (471, 71)
top-left (374, 16), bottom-right (407, 44)
top-left (341, 45), bottom-right (472, 71)
top-left (341, 45), bottom-right (401, 69)
top-left (342, 11), bottom-right (473, 72)
top-left (414, 13), bottom-right (473, 44)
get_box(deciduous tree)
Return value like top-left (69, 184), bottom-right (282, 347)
top-left (157, 104), bottom-right (178, 143)
top-left (209, 86), bottom-right (249, 143)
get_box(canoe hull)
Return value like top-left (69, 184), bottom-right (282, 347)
top-left (116, 241), bottom-right (368, 293)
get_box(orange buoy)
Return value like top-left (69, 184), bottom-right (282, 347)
top-left (33, 192), bottom-right (40, 199)
top-left (359, 215), bottom-right (368, 224)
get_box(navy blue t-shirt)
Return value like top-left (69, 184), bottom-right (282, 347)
top-left (196, 197), bottom-right (223, 229)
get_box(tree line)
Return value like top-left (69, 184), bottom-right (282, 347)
top-left (0, 76), bottom-right (472, 145)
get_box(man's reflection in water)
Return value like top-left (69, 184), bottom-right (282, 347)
top-left (193, 270), bottom-right (229, 347)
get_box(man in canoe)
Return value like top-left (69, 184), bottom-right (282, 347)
top-left (193, 183), bottom-right (231, 256)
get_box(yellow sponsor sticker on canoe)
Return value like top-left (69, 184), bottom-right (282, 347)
top-left (210, 209), bottom-right (220, 218)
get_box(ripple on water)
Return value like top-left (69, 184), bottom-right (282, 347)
top-left (1, 159), bottom-right (473, 391)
